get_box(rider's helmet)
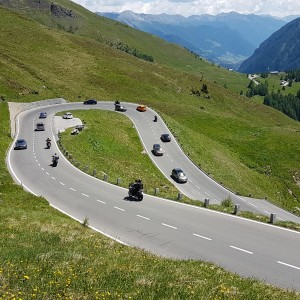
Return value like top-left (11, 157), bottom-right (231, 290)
top-left (137, 178), bottom-right (142, 183)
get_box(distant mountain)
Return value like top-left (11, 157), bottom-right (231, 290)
top-left (98, 11), bottom-right (288, 69)
top-left (239, 17), bottom-right (300, 73)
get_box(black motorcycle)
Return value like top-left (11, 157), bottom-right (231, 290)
top-left (128, 185), bottom-right (143, 201)
top-left (46, 141), bottom-right (51, 149)
top-left (52, 156), bottom-right (59, 167)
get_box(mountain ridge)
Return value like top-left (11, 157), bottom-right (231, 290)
top-left (98, 10), bottom-right (289, 69)
top-left (239, 17), bottom-right (300, 73)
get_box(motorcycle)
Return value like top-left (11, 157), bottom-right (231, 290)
top-left (52, 156), bottom-right (59, 167)
top-left (128, 185), bottom-right (143, 201)
top-left (46, 141), bottom-right (51, 149)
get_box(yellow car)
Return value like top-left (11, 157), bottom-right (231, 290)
top-left (136, 105), bottom-right (147, 112)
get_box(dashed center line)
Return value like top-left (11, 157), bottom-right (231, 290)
top-left (230, 245), bottom-right (253, 254)
top-left (277, 261), bottom-right (300, 270)
top-left (60, 182), bottom-right (65, 186)
top-left (137, 215), bottom-right (150, 220)
top-left (70, 188), bottom-right (76, 191)
top-left (193, 233), bottom-right (212, 241)
top-left (46, 172), bottom-right (50, 175)
top-left (51, 176), bottom-right (56, 180)
top-left (249, 203), bottom-right (258, 208)
top-left (205, 192), bottom-right (210, 196)
top-left (114, 206), bottom-right (125, 211)
top-left (264, 210), bottom-right (271, 215)
top-left (81, 193), bottom-right (89, 198)
top-left (97, 200), bottom-right (106, 204)
top-left (41, 167), bottom-right (44, 171)
top-left (161, 223), bottom-right (177, 230)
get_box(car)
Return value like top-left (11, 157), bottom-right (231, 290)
top-left (39, 112), bottom-right (47, 118)
top-left (152, 144), bottom-right (163, 156)
top-left (136, 105), bottom-right (147, 112)
top-left (115, 104), bottom-right (127, 112)
top-left (171, 168), bottom-right (188, 183)
top-left (84, 99), bottom-right (97, 105)
top-left (160, 133), bottom-right (171, 142)
top-left (14, 139), bottom-right (27, 150)
top-left (63, 112), bottom-right (73, 119)
top-left (35, 122), bottom-right (45, 131)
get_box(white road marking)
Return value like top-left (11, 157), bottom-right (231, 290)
top-left (114, 206), bottom-right (125, 211)
top-left (97, 200), bottom-right (106, 204)
top-left (205, 192), bottom-right (210, 196)
top-left (46, 172), bottom-right (50, 175)
top-left (193, 233), bottom-right (212, 241)
top-left (41, 168), bottom-right (44, 171)
top-left (278, 217), bottom-right (285, 221)
top-left (59, 182), bottom-right (65, 186)
top-left (37, 162), bottom-right (40, 166)
top-left (162, 223), bottom-right (177, 230)
top-left (52, 176), bottom-right (56, 180)
top-left (81, 193), bottom-right (89, 198)
top-left (277, 261), bottom-right (300, 270)
top-left (249, 203), bottom-right (258, 208)
top-left (70, 188), bottom-right (76, 192)
top-left (137, 215), bottom-right (150, 220)
top-left (230, 245), bottom-right (253, 254)
top-left (264, 210), bottom-right (271, 214)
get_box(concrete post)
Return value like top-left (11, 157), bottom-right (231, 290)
top-left (270, 213), bottom-right (276, 224)
top-left (93, 169), bottom-right (96, 177)
top-left (177, 193), bottom-right (183, 200)
top-left (116, 178), bottom-right (121, 185)
top-left (204, 198), bottom-right (210, 207)
top-left (154, 188), bottom-right (159, 195)
top-left (103, 174), bottom-right (108, 181)
top-left (234, 204), bottom-right (240, 215)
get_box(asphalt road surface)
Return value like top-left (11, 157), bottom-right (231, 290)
top-left (7, 101), bottom-right (300, 290)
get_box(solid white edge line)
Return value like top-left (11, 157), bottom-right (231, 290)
top-left (49, 203), bottom-right (128, 246)
top-left (230, 245), bottom-right (253, 254)
top-left (277, 261), bottom-right (300, 270)
top-left (193, 233), bottom-right (212, 241)
top-left (137, 215), bottom-right (150, 220)
top-left (161, 223), bottom-right (177, 230)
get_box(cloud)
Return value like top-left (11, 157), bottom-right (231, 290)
top-left (72, 0), bottom-right (300, 17)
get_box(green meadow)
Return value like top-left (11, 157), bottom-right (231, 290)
top-left (1, 2), bottom-right (300, 298)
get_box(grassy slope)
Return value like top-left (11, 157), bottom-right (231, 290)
top-left (0, 6), bottom-right (300, 297)
top-left (1, 5), bottom-right (300, 210)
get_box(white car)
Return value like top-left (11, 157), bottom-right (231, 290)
top-left (63, 112), bottom-right (73, 119)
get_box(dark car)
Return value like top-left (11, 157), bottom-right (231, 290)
top-left (35, 122), bottom-right (45, 131)
top-left (152, 144), bottom-right (163, 156)
top-left (115, 104), bottom-right (127, 112)
top-left (84, 99), bottom-right (97, 105)
top-left (39, 112), bottom-right (47, 118)
top-left (160, 133), bottom-right (171, 142)
top-left (172, 168), bottom-right (188, 183)
top-left (14, 139), bottom-right (27, 150)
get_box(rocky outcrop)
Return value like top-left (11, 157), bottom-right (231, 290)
top-left (50, 2), bottom-right (76, 18)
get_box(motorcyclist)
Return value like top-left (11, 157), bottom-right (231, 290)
top-left (130, 178), bottom-right (143, 195)
top-left (52, 153), bottom-right (59, 162)
top-left (114, 100), bottom-right (120, 105)
top-left (46, 137), bottom-right (51, 148)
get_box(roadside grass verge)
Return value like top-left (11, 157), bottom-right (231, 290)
top-left (2, 103), bottom-right (300, 298)
top-left (58, 109), bottom-right (180, 200)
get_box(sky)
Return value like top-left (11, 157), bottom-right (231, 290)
top-left (72, 0), bottom-right (300, 17)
